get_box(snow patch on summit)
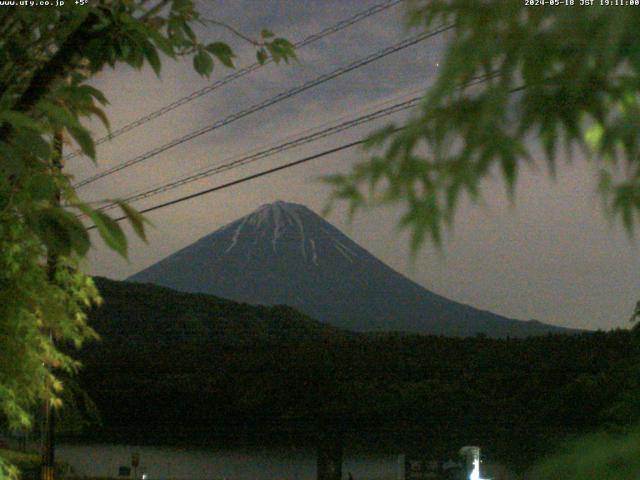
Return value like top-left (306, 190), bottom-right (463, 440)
top-left (271, 204), bottom-right (283, 253)
top-left (225, 215), bottom-right (249, 253)
top-left (280, 202), bottom-right (307, 260)
top-left (333, 240), bottom-right (355, 263)
top-left (249, 205), bottom-right (271, 229)
top-left (322, 226), bottom-right (356, 263)
top-left (310, 239), bottom-right (319, 266)
top-left (222, 201), bottom-right (360, 266)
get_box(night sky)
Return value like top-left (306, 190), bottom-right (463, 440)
top-left (69, 0), bottom-right (639, 331)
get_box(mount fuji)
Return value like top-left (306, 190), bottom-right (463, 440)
top-left (128, 201), bottom-right (573, 337)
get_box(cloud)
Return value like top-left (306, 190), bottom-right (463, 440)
top-left (72, 0), bottom-right (639, 332)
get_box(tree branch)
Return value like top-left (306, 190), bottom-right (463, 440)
top-left (201, 18), bottom-right (262, 47)
top-left (139, 0), bottom-right (171, 21)
top-left (0, 13), bottom-right (101, 142)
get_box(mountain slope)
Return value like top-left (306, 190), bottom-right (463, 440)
top-left (128, 201), bottom-right (574, 337)
top-left (89, 276), bottom-right (349, 347)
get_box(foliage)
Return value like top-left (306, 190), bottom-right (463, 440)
top-left (0, 449), bottom-right (39, 469)
top-left (0, 448), bottom-right (39, 480)
top-left (55, 376), bottom-right (102, 436)
top-left (531, 426), bottom-right (640, 480)
top-left (326, 1), bottom-right (640, 249)
top-left (324, 4), bottom-right (640, 475)
top-left (0, 459), bottom-right (16, 480)
top-left (0, 448), bottom-right (70, 480)
top-left (0, 0), bottom-right (294, 455)
top-left (0, 218), bottom-right (99, 430)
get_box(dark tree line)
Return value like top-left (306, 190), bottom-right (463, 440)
top-left (61, 278), bottom-right (640, 472)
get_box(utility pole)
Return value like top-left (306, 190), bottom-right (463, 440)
top-left (41, 130), bottom-right (63, 480)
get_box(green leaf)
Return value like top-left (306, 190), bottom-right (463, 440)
top-left (585, 123), bottom-right (604, 151)
top-left (363, 125), bottom-right (397, 149)
top-left (74, 85), bottom-right (109, 106)
top-left (64, 213), bottom-right (92, 257)
top-left (261, 29), bottom-right (275, 39)
top-left (499, 146), bottom-right (518, 197)
top-left (29, 209), bottom-right (70, 256)
top-left (125, 42), bottom-right (145, 69)
top-left (263, 38), bottom-right (297, 65)
top-left (117, 37), bottom-right (132, 60)
top-left (84, 36), bottom-right (115, 71)
top-left (83, 104), bottom-right (111, 134)
top-left (167, 16), bottom-right (186, 43)
top-left (25, 174), bottom-right (57, 202)
top-left (14, 129), bottom-right (51, 161)
top-left (193, 49), bottom-right (213, 77)
top-left (205, 42), bottom-right (234, 68)
top-left (256, 48), bottom-right (268, 65)
top-left (75, 201), bottom-right (94, 217)
top-left (0, 143), bottom-right (24, 177)
top-left (28, 207), bottom-right (90, 257)
top-left (265, 42), bottom-right (282, 64)
top-left (141, 38), bottom-right (162, 76)
top-left (0, 110), bottom-right (46, 132)
top-left (116, 200), bottom-right (150, 242)
top-left (131, 18), bottom-right (176, 59)
top-left (149, 30), bottom-right (175, 58)
top-left (67, 125), bottom-right (96, 160)
top-left (171, 0), bottom-right (192, 14)
top-left (89, 210), bottom-right (128, 258)
top-left (182, 21), bottom-right (196, 42)
top-left (38, 102), bottom-right (81, 130)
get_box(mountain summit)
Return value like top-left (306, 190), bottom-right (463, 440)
top-left (128, 201), bottom-right (572, 337)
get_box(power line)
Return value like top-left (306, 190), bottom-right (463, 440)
top-left (74, 24), bottom-right (455, 189)
top-left (75, 24), bottom-right (451, 189)
top-left (101, 82), bottom-right (433, 203)
top-left (64, 0), bottom-right (404, 162)
top-left (96, 95), bottom-right (424, 213)
top-left (86, 137), bottom-right (373, 231)
top-left (84, 74), bottom-right (499, 229)
top-left (112, 92), bottom-right (416, 202)
top-left (91, 74), bottom-right (491, 216)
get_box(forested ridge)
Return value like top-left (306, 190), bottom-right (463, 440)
top-left (67, 278), bottom-right (640, 471)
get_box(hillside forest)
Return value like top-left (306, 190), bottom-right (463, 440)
top-left (43, 278), bottom-right (640, 473)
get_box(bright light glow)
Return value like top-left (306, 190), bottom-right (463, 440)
top-left (469, 458), bottom-right (480, 480)
top-left (469, 458), bottom-right (489, 480)
top-left (461, 446), bottom-right (489, 480)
